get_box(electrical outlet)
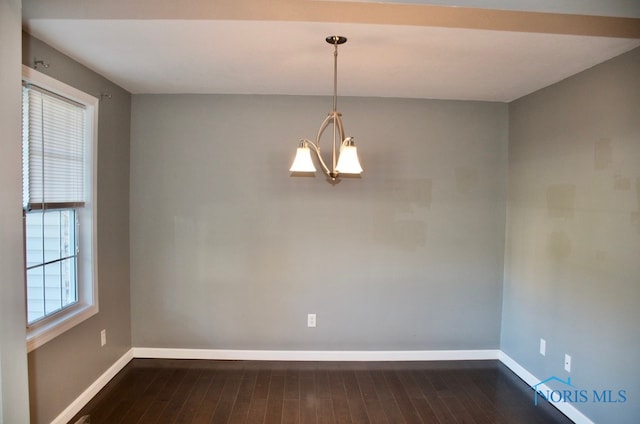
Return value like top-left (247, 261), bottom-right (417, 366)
top-left (564, 354), bottom-right (571, 372)
top-left (307, 313), bottom-right (316, 328)
top-left (100, 329), bottom-right (107, 347)
top-left (540, 338), bottom-right (546, 356)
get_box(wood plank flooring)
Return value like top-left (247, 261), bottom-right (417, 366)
top-left (70, 359), bottom-right (574, 424)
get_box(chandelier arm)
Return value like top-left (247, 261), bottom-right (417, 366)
top-left (315, 114), bottom-right (333, 149)
top-left (334, 113), bottom-right (346, 144)
top-left (302, 139), bottom-right (331, 175)
top-left (316, 113), bottom-right (338, 176)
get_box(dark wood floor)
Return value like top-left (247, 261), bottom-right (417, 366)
top-left (70, 359), bottom-right (574, 424)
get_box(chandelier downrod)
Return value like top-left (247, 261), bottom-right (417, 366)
top-left (327, 35), bottom-right (346, 113)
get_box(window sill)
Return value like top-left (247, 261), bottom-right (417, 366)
top-left (26, 303), bottom-right (98, 352)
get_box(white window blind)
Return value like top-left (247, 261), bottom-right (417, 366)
top-left (22, 85), bottom-right (86, 210)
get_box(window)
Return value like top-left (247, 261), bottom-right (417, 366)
top-left (21, 65), bottom-right (99, 352)
top-left (24, 209), bottom-right (78, 323)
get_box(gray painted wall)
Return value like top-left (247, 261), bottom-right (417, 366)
top-left (0, 0), bottom-right (31, 422)
top-left (130, 94), bottom-right (508, 350)
top-left (22, 34), bottom-right (132, 424)
top-left (502, 47), bottom-right (640, 423)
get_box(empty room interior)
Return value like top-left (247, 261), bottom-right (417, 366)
top-left (1, 0), bottom-right (640, 423)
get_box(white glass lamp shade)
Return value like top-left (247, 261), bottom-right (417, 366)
top-left (290, 146), bottom-right (316, 172)
top-left (336, 145), bottom-right (363, 174)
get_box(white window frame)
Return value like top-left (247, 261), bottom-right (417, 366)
top-left (22, 65), bottom-right (99, 352)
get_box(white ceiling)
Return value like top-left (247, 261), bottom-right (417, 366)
top-left (23, 2), bottom-right (640, 102)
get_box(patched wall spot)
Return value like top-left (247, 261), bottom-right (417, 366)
top-left (594, 138), bottom-right (612, 170)
top-left (614, 174), bottom-right (631, 190)
top-left (373, 178), bottom-right (431, 250)
top-left (632, 212), bottom-right (640, 234)
top-left (548, 231), bottom-right (572, 260)
top-left (455, 167), bottom-right (478, 194)
top-left (391, 178), bottom-right (432, 210)
top-left (547, 184), bottom-right (576, 219)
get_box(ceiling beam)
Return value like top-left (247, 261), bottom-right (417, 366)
top-left (23, 0), bottom-right (640, 39)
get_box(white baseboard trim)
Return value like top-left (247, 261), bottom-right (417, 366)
top-left (50, 348), bottom-right (134, 424)
top-left (132, 347), bottom-right (501, 362)
top-left (499, 351), bottom-right (593, 424)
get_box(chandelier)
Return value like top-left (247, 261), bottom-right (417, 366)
top-left (289, 36), bottom-right (363, 180)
